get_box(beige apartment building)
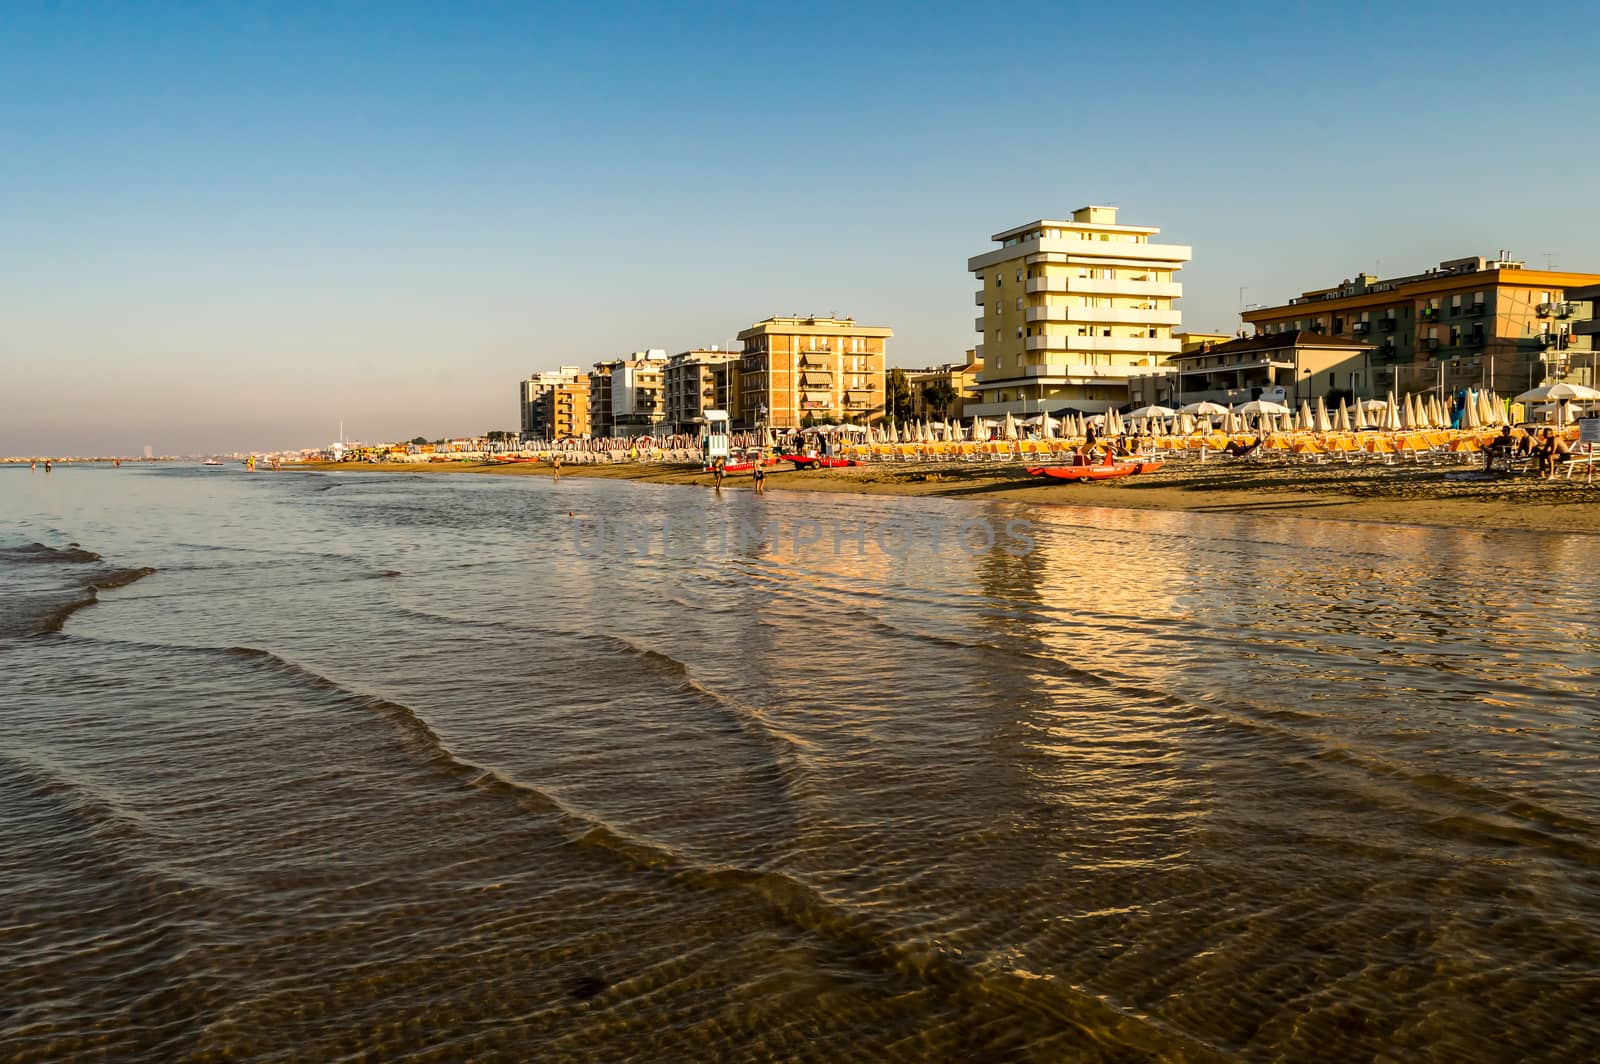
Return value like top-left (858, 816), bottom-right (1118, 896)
top-left (664, 348), bottom-right (740, 434)
top-left (736, 316), bottom-right (893, 429)
top-left (520, 366), bottom-right (589, 440)
top-left (1242, 255), bottom-right (1600, 396)
top-left (968, 205), bottom-right (1191, 416)
top-left (907, 353), bottom-right (983, 420)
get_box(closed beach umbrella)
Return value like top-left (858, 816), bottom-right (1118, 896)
top-left (1040, 412), bottom-right (1055, 440)
top-left (1336, 400), bottom-right (1351, 432)
top-left (1297, 400), bottom-right (1313, 431)
top-left (1000, 411), bottom-right (1016, 439)
top-left (1428, 394), bottom-right (1445, 429)
top-left (1315, 395), bottom-right (1333, 433)
top-left (1463, 392), bottom-right (1481, 429)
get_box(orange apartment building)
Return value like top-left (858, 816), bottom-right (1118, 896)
top-left (1242, 255), bottom-right (1600, 397)
top-left (735, 315), bottom-right (893, 429)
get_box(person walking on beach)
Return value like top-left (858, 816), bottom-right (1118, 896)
top-left (711, 457), bottom-right (725, 493)
top-left (551, 453), bottom-right (563, 482)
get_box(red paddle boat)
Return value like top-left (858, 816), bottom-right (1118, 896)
top-left (1027, 453), bottom-right (1162, 483)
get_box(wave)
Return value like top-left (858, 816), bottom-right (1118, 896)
top-left (0, 541), bottom-right (102, 564)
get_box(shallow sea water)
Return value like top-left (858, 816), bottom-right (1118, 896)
top-left (1, 464), bottom-right (1596, 1062)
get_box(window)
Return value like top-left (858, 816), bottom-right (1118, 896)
top-left (1016, 269), bottom-right (1023, 282)
top-left (1451, 294), bottom-right (1461, 309)
top-left (1328, 372), bottom-right (1335, 387)
top-left (1016, 327), bottom-right (1023, 339)
top-left (1015, 297), bottom-right (1023, 311)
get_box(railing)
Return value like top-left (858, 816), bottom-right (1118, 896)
top-left (1379, 317), bottom-right (1397, 331)
top-left (1466, 302), bottom-right (1487, 316)
top-left (1420, 307), bottom-right (1440, 321)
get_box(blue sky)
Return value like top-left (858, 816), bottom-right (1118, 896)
top-left (3, 0), bottom-right (1597, 453)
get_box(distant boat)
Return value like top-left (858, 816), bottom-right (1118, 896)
top-left (202, 459), bottom-right (224, 467)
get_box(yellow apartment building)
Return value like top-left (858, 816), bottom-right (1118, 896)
top-left (1242, 255), bottom-right (1600, 396)
top-left (968, 205), bottom-right (1191, 416)
top-left (664, 348), bottom-right (740, 434)
top-left (548, 377), bottom-right (590, 439)
top-left (736, 316), bottom-right (893, 429)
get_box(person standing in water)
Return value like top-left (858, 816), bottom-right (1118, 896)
top-left (752, 459), bottom-right (766, 494)
top-left (551, 453), bottom-right (563, 481)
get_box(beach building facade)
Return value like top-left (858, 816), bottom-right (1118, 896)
top-left (587, 364), bottom-right (615, 437)
top-left (600, 351), bottom-right (669, 436)
top-left (968, 206), bottom-right (1191, 418)
top-left (664, 348), bottom-right (740, 434)
top-left (735, 316), bottom-right (893, 429)
top-left (1143, 332), bottom-right (1377, 408)
top-left (520, 366), bottom-right (587, 439)
top-left (907, 353), bottom-right (983, 420)
top-left (1562, 283), bottom-right (1600, 387)
top-left (1241, 256), bottom-right (1600, 398)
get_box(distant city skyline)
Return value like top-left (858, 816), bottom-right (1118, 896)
top-left (4, 1), bottom-right (1598, 454)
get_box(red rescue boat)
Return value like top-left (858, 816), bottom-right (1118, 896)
top-left (779, 454), bottom-right (858, 469)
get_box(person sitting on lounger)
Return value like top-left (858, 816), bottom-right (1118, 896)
top-left (1536, 430), bottom-right (1571, 477)
top-left (1223, 437), bottom-right (1261, 458)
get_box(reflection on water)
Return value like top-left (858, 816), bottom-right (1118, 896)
top-left (1, 466), bottom-right (1596, 1062)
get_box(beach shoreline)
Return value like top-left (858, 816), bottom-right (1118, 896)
top-left (287, 458), bottom-right (1600, 535)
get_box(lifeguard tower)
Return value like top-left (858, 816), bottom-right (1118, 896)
top-left (702, 411), bottom-right (731, 462)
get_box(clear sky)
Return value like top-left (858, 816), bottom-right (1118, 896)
top-left (4, 0), bottom-right (1597, 454)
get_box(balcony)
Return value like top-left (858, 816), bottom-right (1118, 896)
top-left (975, 291), bottom-right (985, 306)
top-left (1379, 317), bottom-right (1397, 331)
top-left (968, 236), bottom-right (1192, 273)
top-left (1352, 321), bottom-right (1371, 334)
top-left (975, 317), bottom-right (985, 333)
top-left (1555, 302), bottom-right (1576, 319)
top-left (1461, 332), bottom-right (1486, 348)
top-left (1420, 338), bottom-right (1440, 352)
top-left (1536, 303), bottom-right (1553, 318)
top-left (1024, 334), bottom-right (1181, 355)
top-left (1024, 305), bottom-right (1181, 326)
top-left (1025, 276), bottom-right (1183, 299)
top-left (1019, 362), bottom-right (1139, 381)
top-left (1420, 307), bottom-right (1441, 322)
top-left (1466, 302), bottom-right (1487, 317)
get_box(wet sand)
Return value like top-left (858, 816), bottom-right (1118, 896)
top-left (290, 458), bottom-right (1600, 535)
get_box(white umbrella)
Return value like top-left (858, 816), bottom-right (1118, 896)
top-left (1400, 394), bottom-right (1415, 430)
top-left (1353, 401), bottom-right (1369, 431)
top-left (1315, 395), bottom-right (1333, 433)
top-left (1237, 400), bottom-right (1291, 416)
top-left (1514, 382), bottom-right (1600, 404)
top-left (1128, 405), bottom-right (1176, 420)
top-left (1297, 400), bottom-right (1314, 431)
top-left (1463, 391), bottom-right (1481, 430)
top-left (1040, 411), bottom-right (1055, 440)
top-left (1176, 411), bottom-right (1194, 435)
top-left (1336, 400), bottom-right (1351, 432)
top-left (1180, 400), bottom-right (1228, 415)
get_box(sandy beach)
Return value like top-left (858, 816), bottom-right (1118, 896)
top-left (290, 457), bottom-right (1600, 535)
